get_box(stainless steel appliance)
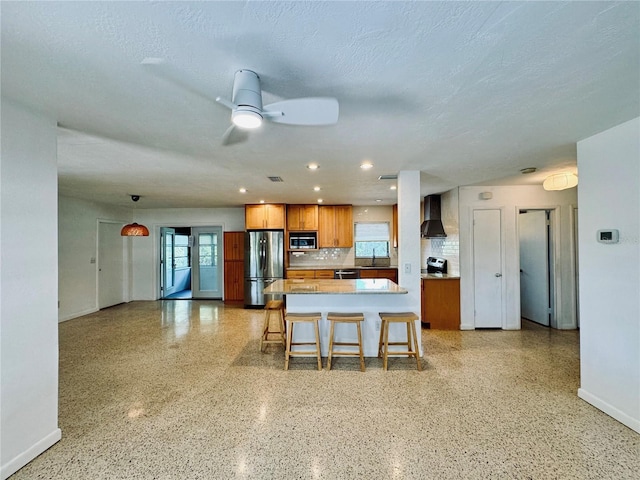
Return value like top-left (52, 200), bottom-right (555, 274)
top-left (289, 232), bottom-right (317, 250)
top-left (334, 269), bottom-right (359, 279)
top-left (426, 256), bottom-right (448, 273)
top-left (244, 230), bottom-right (284, 307)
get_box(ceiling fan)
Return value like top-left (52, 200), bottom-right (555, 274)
top-left (215, 69), bottom-right (339, 145)
top-left (141, 59), bottom-right (338, 146)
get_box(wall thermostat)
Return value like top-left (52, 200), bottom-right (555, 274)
top-left (597, 229), bottom-right (619, 244)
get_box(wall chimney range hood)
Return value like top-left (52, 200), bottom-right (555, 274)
top-left (420, 195), bottom-right (447, 238)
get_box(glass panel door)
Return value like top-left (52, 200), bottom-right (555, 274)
top-left (192, 226), bottom-right (223, 299)
top-left (161, 227), bottom-right (177, 297)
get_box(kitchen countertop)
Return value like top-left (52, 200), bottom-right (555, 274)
top-left (421, 272), bottom-right (460, 279)
top-left (286, 265), bottom-right (398, 270)
top-left (264, 278), bottom-right (408, 295)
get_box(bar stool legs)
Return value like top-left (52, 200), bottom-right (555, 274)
top-left (377, 312), bottom-right (422, 371)
top-left (260, 300), bottom-right (286, 352)
top-left (327, 312), bottom-right (365, 371)
top-left (284, 312), bottom-right (323, 370)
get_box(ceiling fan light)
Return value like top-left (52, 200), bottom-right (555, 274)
top-left (543, 172), bottom-right (578, 191)
top-left (232, 109), bottom-right (262, 129)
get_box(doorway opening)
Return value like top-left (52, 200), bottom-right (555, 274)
top-left (518, 209), bottom-right (555, 327)
top-left (160, 226), bottom-right (223, 300)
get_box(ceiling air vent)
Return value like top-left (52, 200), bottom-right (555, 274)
top-left (267, 176), bottom-right (284, 182)
top-left (378, 174), bottom-right (398, 180)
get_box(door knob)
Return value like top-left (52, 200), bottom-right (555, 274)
top-left (495, 273), bottom-right (502, 277)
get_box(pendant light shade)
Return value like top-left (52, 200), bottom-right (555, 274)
top-left (121, 195), bottom-right (149, 236)
top-left (543, 172), bottom-right (578, 191)
top-left (121, 223), bottom-right (149, 236)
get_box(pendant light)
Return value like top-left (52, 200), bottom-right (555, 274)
top-left (121, 195), bottom-right (150, 236)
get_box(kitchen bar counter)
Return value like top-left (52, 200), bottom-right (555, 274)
top-left (264, 278), bottom-right (418, 357)
top-left (264, 278), bottom-right (407, 295)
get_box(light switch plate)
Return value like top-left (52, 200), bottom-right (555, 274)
top-left (404, 263), bottom-right (411, 274)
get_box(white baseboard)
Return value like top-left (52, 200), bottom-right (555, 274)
top-left (1, 428), bottom-right (62, 480)
top-left (58, 307), bottom-right (98, 323)
top-left (578, 388), bottom-right (640, 433)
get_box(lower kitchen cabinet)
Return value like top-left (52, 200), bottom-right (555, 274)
top-left (421, 278), bottom-right (460, 330)
top-left (359, 268), bottom-right (398, 283)
top-left (224, 260), bottom-right (244, 302)
top-left (286, 269), bottom-right (334, 279)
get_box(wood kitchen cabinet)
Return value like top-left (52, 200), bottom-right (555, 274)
top-left (223, 231), bottom-right (245, 303)
top-left (287, 205), bottom-right (318, 231)
top-left (286, 269), bottom-right (316, 279)
top-left (359, 268), bottom-right (398, 283)
top-left (392, 204), bottom-right (398, 248)
top-left (286, 269), bottom-right (335, 279)
top-left (318, 205), bottom-right (353, 248)
top-left (245, 204), bottom-right (286, 230)
top-left (421, 278), bottom-right (460, 330)
top-left (223, 231), bottom-right (244, 261)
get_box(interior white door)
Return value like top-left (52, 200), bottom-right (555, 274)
top-left (161, 227), bottom-right (177, 298)
top-left (519, 210), bottom-right (550, 326)
top-left (98, 221), bottom-right (125, 309)
top-left (192, 226), bottom-right (223, 299)
top-left (473, 209), bottom-right (503, 328)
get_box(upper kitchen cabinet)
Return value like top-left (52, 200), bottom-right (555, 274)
top-left (392, 204), bottom-right (398, 248)
top-left (287, 205), bottom-right (319, 231)
top-left (223, 231), bottom-right (244, 261)
top-left (318, 205), bottom-right (353, 248)
top-left (245, 204), bottom-right (286, 230)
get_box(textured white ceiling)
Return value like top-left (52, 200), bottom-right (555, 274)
top-left (2, 1), bottom-right (638, 208)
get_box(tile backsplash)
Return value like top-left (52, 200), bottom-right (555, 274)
top-left (289, 248), bottom-right (353, 267)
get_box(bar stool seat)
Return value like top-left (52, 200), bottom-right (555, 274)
top-left (284, 312), bottom-right (323, 370)
top-left (377, 312), bottom-right (422, 371)
top-left (260, 300), bottom-right (286, 352)
top-left (326, 312), bottom-right (365, 371)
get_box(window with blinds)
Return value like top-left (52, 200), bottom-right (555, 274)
top-left (354, 222), bottom-right (390, 258)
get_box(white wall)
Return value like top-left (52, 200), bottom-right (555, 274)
top-left (397, 171), bottom-right (422, 353)
top-left (458, 185), bottom-right (578, 330)
top-left (1, 100), bottom-right (61, 479)
top-left (576, 117), bottom-right (639, 433)
top-left (58, 196), bottom-right (131, 321)
top-left (131, 208), bottom-right (245, 300)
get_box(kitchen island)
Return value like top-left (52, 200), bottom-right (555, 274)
top-left (264, 278), bottom-right (420, 357)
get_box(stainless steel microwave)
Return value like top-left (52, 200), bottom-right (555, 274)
top-left (289, 232), bottom-right (317, 250)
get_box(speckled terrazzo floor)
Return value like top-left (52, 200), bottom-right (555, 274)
top-left (10, 301), bottom-right (639, 479)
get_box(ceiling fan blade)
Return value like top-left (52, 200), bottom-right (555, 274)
top-left (221, 125), bottom-right (249, 146)
top-left (263, 97), bottom-right (339, 126)
top-left (215, 96), bottom-right (236, 111)
top-left (141, 58), bottom-right (217, 103)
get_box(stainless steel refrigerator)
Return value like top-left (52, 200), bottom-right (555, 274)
top-left (244, 230), bottom-right (284, 307)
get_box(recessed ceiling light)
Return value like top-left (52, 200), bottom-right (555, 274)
top-left (360, 162), bottom-right (373, 170)
top-left (313, 186), bottom-right (321, 191)
top-left (317, 198), bottom-right (323, 203)
top-left (307, 163), bottom-right (319, 170)
top-left (259, 200), bottom-right (265, 204)
top-left (239, 188), bottom-right (247, 193)
top-left (390, 185), bottom-right (397, 190)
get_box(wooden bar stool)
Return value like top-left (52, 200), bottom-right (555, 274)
top-left (377, 312), bottom-right (422, 371)
top-left (260, 300), bottom-right (286, 352)
top-left (326, 312), bottom-right (365, 372)
top-left (284, 312), bottom-right (323, 370)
